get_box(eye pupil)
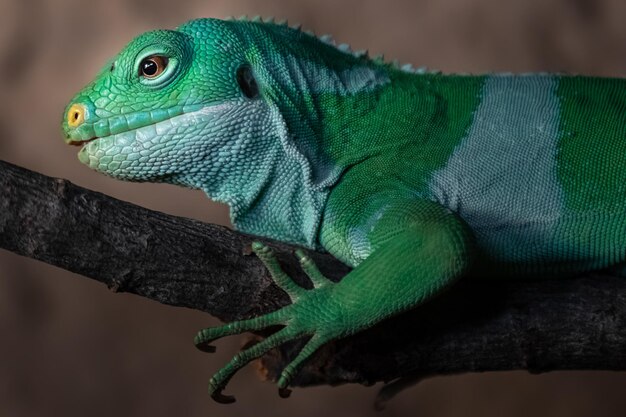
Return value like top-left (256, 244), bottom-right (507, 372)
top-left (236, 65), bottom-right (259, 99)
top-left (139, 56), bottom-right (168, 79)
top-left (142, 60), bottom-right (158, 76)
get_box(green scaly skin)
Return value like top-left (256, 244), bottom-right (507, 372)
top-left (62, 17), bottom-right (626, 401)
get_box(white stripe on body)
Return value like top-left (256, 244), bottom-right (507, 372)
top-left (429, 75), bottom-right (564, 263)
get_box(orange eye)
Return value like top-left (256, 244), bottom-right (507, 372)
top-left (139, 55), bottom-right (168, 78)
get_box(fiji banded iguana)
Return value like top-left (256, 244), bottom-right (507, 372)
top-left (62, 17), bottom-right (626, 402)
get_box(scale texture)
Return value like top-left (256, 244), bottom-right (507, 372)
top-left (62, 17), bottom-right (626, 401)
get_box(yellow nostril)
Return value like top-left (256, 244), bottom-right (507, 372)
top-left (67, 103), bottom-right (86, 128)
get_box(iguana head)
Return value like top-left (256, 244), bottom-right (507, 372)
top-left (63, 17), bottom-right (389, 245)
top-left (62, 18), bottom-right (270, 187)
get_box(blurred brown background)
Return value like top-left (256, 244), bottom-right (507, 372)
top-left (2, 0), bottom-right (626, 416)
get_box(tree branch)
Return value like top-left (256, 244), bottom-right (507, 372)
top-left (1, 159), bottom-right (626, 401)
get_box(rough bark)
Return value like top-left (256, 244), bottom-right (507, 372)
top-left (1, 159), bottom-right (626, 402)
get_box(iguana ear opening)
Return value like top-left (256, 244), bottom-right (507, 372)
top-left (236, 65), bottom-right (260, 99)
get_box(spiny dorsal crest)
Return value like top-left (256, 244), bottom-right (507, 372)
top-left (223, 15), bottom-right (436, 74)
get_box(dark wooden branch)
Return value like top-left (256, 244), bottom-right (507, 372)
top-left (2, 159), bottom-right (626, 402)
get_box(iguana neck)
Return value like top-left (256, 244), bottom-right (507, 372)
top-left (194, 33), bottom-right (485, 247)
top-left (264, 67), bottom-right (488, 215)
top-left (232, 64), bottom-right (486, 248)
top-left (174, 102), bottom-right (329, 249)
top-left (223, 107), bottom-right (330, 249)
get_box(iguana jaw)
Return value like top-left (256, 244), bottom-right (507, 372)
top-left (69, 101), bottom-right (249, 182)
top-left (72, 110), bottom-right (193, 172)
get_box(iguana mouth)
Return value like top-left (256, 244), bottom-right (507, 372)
top-left (66, 111), bottom-right (183, 149)
top-left (67, 137), bottom-right (99, 147)
top-left (63, 104), bottom-right (205, 148)
top-left (69, 103), bottom-right (240, 170)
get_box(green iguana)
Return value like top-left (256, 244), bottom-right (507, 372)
top-left (61, 17), bottom-right (626, 403)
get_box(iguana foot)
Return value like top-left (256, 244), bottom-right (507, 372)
top-left (194, 242), bottom-right (340, 403)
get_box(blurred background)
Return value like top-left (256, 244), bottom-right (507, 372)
top-left (2, 0), bottom-right (626, 416)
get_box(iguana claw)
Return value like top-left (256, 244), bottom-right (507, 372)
top-left (210, 389), bottom-right (236, 404)
top-left (193, 331), bottom-right (216, 352)
top-left (278, 387), bottom-right (292, 398)
top-left (194, 342), bottom-right (217, 353)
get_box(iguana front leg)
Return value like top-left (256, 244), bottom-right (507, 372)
top-left (194, 197), bottom-right (474, 402)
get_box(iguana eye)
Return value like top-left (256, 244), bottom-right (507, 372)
top-left (139, 56), bottom-right (168, 78)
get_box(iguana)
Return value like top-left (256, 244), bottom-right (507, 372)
top-left (61, 17), bottom-right (626, 403)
